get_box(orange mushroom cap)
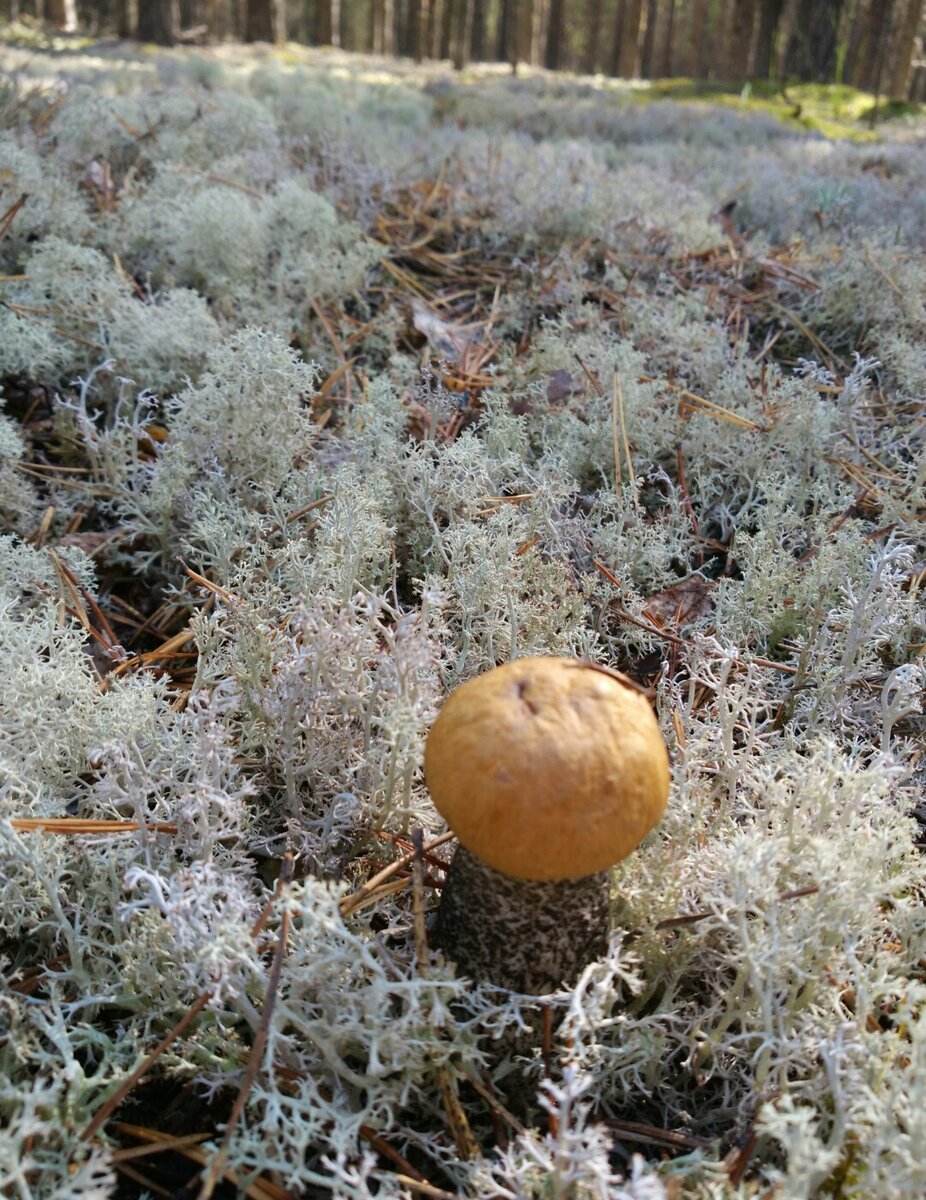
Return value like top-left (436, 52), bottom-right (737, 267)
top-left (424, 657), bottom-right (670, 882)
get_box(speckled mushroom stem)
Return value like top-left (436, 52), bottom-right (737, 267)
top-left (435, 843), bottom-right (610, 994)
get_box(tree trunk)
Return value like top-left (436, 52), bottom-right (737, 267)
top-left (513, 0), bottom-right (533, 67)
top-left (315, 0), bottom-right (333, 42)
top-left (451, 0), bottom-right (472, 67)
top-left (372, 0), bottom-right (395, 52)
top-left (420, 0), bottom-right (434, 57)
top-left (582, 0), bottom-right (604, 73)
top-left (609, 0), bottom-right (622, 75)
top-left (48, 0), bottom-right (77, 30)
top-left (616, 0), bottom-right (644, 76)
top-left (686, 0), bottom-right (711, 77)
top-left (727, 0), bottom-right (755, 79)
top-left (346, 0), bottom-right (363, 47)
top-left (497, 0), bottom-right (513, 60)
top-left (245, 0), bottom-right (284, 41)
top-left (657, 0), bottom-right (676, 75)
top-left (844, 0), bottom-right (873, 85)
top-left (639, 0), bottom-right (658, 77)
top-left (784, 0), bottom-right (844, 80)
top-left (409, 0), bottom-right (423, 59)
top-left (115, 0), bottom-right (132, 37)
top-left (544, 0), bottom-right (566, 68)
top-left (439, 0), bottom-right (452, 57)
top-left (137, 0), bottom-right (177, 43)
top-left (470, 0), bottom-right (486, 59)
top-left (888, 0), bottom-right (923, 99)
top-left (753, 0), bottom-right (785, 78)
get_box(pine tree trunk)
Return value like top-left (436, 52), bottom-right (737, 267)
top-left (497, 0), bottom-right (511, 58)
top-left (582, 0), bottom-right (604, 73)
top-left (514, 0), bottom-right (534, 67)
top-left (315, 0), bottom-right (333, 43)
top-left (409, 0), bottom-right (423, 59)
top-left (784, 0), bottom-right (844, 80)
top-left (116, 0), bottom-right (132, 37)
top-left (617, 0), bottom-right (643, 77)
top-left (138, 0), bottom-right (178, 43)
top-left (245, 0), bottom-right (284, 41)
top-left (372, 0), bottom-right (395, 52)
top-left (544, 0), bottom-right (566, 68)
top-left (688, 0), bottom-right (711, 77)
top-left (727, 0), bottom-right (755, 79)
top-left (451, 0), bottom-right (472, 67)
top-left (753, 0), bottom-right (785, 78)
top-left (888, 0), bottom-right (923, 99)
top-left (658, 0), bottom-right (676, 76)
top-left (439, 0), bottom-right (453, 57)
top-left (640, 0), bottom-right (658, 77)
top-left (844, 0), bottom-right (871, 85)
top-left (48, 0), bottom-right (77, 31)
top-left (420, 0), bottom-right (434, 57)
top-left (471, 0), bottom-right (486, 59)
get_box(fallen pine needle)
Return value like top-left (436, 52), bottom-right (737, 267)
top-left (340, 831), bottom-right (454, 917)
top-left (12, 818), bottom-right (178, 834)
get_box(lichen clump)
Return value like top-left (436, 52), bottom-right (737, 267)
top-left (1, 40), bottom-right (925, 1200)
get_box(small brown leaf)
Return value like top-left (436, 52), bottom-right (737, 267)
top-left (642, 577), bottom-right (713, 629)
top-left (546, 369), bottom-right (575, 404)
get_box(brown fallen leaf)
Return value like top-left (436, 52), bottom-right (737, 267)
top-left (642, 576), bottom-right (714, 630)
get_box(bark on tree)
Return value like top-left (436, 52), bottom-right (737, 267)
top-left (640, 0), bottom-right (659, 77)
top-left (48, 0), bottom-right (77, 31)
top-left (844, 0), bottom-right (876, 86)
top-left (525, 0), bottom-right (537, 64)
top-left (497, 0), bottom-right (513, 62)
top-left (544, 0), bottom-right (567, 69)
top-left (888, 0), bottom-right (924, 99)
top-left (372, 0), bottom-right (395, 53)
top-left (451, 0), bottom-right (472, 67)
top-left (513, 0), bottom-right (534, 67)
top-left (616, 0), bottom-right (644, 77)
top-left (245, 0), bottom-right (284, 42)
top-left (727, 0), bottom-right (755, 79)
top-left (315, 0), bottom-right (333, 42)
top-left (688, 0), bottom-right (711, 78)
top-left (409, 0), bottom-right (423, 59)
top-left (582, 0), bottom-right (604, 73)
top-left (115, 0), bottom-right (132, 38)
top-left (179, 0), bottom-right (198, 28)
top-left (420, 0), bottom-right (434, 58)
top-left (471, 0), bottom-right (486, 60)
top-left (658, 0), bottom-right (676, 76)
top-left (439, 0), bottom-right (453, 57)
top-left (784, 0), bottom-right (844, 81)
top-left (753, 0), bottom-right (785, 79)
top-left (137, 0), bottom-right (178, 43)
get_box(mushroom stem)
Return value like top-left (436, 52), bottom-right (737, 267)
top-left (435, 844), bottom-right (610, 994)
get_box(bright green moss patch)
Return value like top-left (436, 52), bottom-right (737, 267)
top-left (628, 77), bottom-right (924, 140)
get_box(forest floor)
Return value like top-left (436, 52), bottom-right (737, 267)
top-left (1, 33), bottom-right (925, 1200)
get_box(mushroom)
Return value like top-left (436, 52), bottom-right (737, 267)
top-left (424, 656), bottom-right (669, 993)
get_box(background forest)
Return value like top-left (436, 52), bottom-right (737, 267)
top-left (3, 0), bottom-right (926, 103)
